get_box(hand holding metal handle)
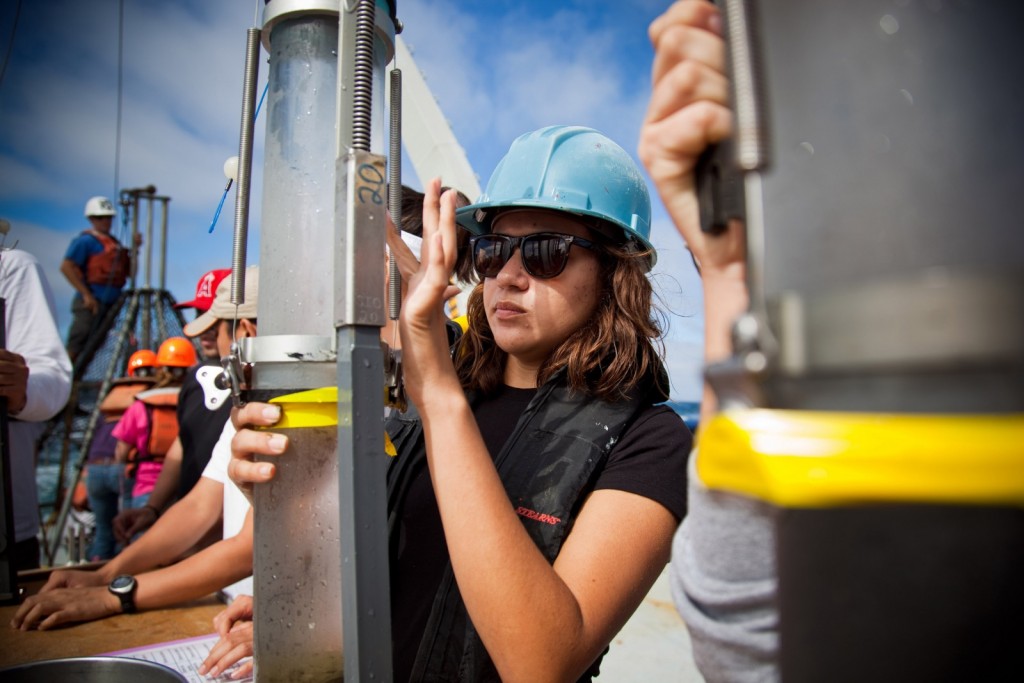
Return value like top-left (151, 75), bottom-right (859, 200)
top-left (697, 0), bottom-right (770, 234)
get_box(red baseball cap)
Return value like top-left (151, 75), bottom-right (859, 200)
top-left (175, 268), bottom-right (231, 312)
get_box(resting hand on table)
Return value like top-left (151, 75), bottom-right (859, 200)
top-left (10, 586), bottom-right (120, 631)
top-left (37, 568), bottom-right (109, 593)
top-left (198, 595), bottom-right (254, 680)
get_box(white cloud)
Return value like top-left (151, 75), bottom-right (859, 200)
top-left (1, 0), bottom-right (264, 338)
top-left (4, 223), bottom-right (77, 336)
top-left (0, 0), bottom-right (704, 401)
top-left (398, 0), bottom-right (653, 176)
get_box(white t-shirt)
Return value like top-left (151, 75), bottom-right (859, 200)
top-left (201, 419), bottom-right (253, 600)
top-left (0, 250), bottom-right (73, 542)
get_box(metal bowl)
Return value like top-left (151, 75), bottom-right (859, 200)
top-left (0, 656), bottom-right (187, 682)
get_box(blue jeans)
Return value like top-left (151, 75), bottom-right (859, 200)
top-left (67, 297), bottom-right (115, 362)
top-left (128, 490), bottom-right (152, 510)
top-left (86, 462), bottom-right (128, 560)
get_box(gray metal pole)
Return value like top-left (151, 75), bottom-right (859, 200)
top-left (154, 196), bottom-right (170, 342)
top-left (145, 191), bottom-right (154, 291)
top-left (159, 196), bottom-right (169, 292)
top-left (141, 193), bottom-right (152, 350)
top-left (335, 1), bottom-right (394, 679)
top-left (128, 191), bottom-right (139, 287)
top-left (231, 27), bottom-right (260, 303)
top-left (387, 68), bottom-right (402, 322)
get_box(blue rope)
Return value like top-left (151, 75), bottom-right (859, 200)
top-left (209, 80), bottom-right (269, 234)
top-left (207, 184), bottom-right (230, 234)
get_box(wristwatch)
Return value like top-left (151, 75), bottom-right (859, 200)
top-left (108, 574), bottom-right (138, 614)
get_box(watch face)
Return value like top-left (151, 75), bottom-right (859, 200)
top-left (111, 575), bottom-right (135, 593)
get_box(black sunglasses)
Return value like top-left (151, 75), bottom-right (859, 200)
top-left (469, 232), bottom-right (600, 279)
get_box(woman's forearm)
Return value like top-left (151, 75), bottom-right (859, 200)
top-left (102, 479), bottom-right (225, 580)
top-left (698, 264), bottom-right (749, 425)
top-left (133, 518), bottom-right (253, 611)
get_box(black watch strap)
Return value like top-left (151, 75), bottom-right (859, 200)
top-left (108, 574), bottom-right (138, 614)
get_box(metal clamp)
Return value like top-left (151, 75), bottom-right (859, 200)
top-left (196, 343), bottom-right (249, 409)
top-left (382, 342), bottom-right (406, 412)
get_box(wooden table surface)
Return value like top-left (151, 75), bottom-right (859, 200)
top-left (0, 574), bottom-right (225, 670)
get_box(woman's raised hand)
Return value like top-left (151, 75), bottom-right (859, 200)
top-left (398, 178), bottom-right (464, 409)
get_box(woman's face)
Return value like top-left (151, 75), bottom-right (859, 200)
top-left (483, 210), bottom-right (603, 368)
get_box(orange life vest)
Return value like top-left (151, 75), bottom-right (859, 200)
top-left (98, 380), bottom-right (154, 417)
top-left (84, 229), bottom-right (129, 288)
top-left (133, 387), bottom-right (180, 463)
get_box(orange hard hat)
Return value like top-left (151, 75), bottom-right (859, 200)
top-left (156, 336), bottom-right (198, 368)
top-left (126, 349), bottom-right (158, 377)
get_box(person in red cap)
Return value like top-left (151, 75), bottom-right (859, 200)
top-left (174, 268), bottom-right (231, 361)
top-left (109, 268), bottom-right (233, 543)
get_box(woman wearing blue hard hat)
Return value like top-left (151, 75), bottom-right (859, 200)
top-left (225, 125), bottom-right (691, 682)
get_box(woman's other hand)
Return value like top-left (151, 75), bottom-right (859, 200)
top-left (227, 403), bottom-right (287, 505)
top-left (199, 595), bottom-right (255, 679)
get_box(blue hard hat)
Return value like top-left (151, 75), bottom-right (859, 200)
top-left (456, 125), bottom-right (656, 268)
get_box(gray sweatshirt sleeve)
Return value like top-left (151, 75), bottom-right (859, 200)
top-left (671, 455), bottom-right (780, 683)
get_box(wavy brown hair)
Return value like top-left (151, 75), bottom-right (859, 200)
top-left (454, 242), bottom-right (665, 401)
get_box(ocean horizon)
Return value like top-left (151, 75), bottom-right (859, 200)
top-left (666, 400), bottom-right (700, 432)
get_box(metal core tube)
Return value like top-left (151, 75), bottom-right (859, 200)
top-left (247, 1), bottom-right (394, 680)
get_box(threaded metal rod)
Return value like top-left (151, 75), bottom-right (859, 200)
top-left (351, 0), bottom-right (376, 152)
top-left (723, 0), bottom-right (770, 171)
top-left (231, 26), bottom-right (261, 305)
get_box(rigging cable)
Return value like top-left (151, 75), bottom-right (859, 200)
top-left (113, 0), bottom-right (125, 200)
top-left (0, 0), bottom-right (22, 93)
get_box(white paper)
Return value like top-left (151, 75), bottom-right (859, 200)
top-left (105, 633), bottom-right (252, 682)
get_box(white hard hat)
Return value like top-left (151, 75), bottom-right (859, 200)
top-left (84, 196), bottom-right (117, 218)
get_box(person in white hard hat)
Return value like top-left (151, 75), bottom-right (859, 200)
top-left (60, 196), bottom-right (142, 362)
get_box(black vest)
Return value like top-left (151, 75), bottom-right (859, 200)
top-left (385, 369), bottom-right (663, 682)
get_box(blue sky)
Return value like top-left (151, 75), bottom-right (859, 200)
top-left (0, 0), bottom-right (704, 401)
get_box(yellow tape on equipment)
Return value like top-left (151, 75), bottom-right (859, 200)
top-left (698, 410), bottom-right (1024, 508)
top-left (267, 387), bottom-right (398, 457)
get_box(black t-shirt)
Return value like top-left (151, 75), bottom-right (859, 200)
top-left (391, 384), bottom-right (692, 682)
top-left (177, 363), bottom-right (232, 499)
